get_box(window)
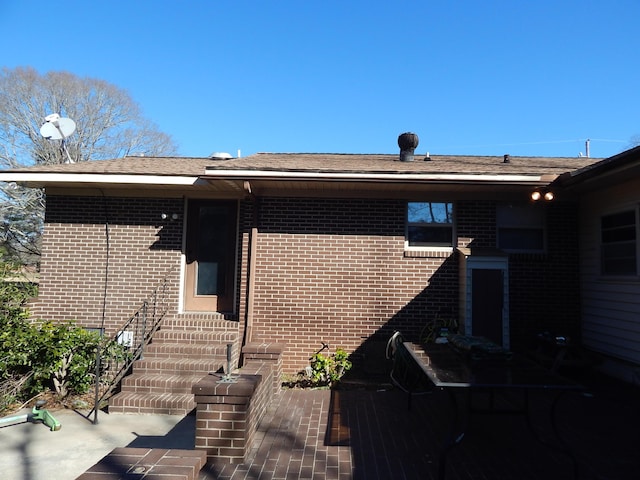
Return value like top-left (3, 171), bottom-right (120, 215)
top-left (497, 204), bottom-right (545, 253)
top-left (601, 209), bottom-right (637, 275)
top-left (406, 202), bottom-right (453, 248)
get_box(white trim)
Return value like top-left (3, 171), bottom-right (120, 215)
top-left (0, 173), bottom-right (199, 185)
top-left (178, 197), bottom-right (189, 313)
top-left (203, 169), bottom-right (546, 184)
top-left (0, 170), bottom-right (552, 187)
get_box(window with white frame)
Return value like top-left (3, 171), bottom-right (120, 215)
top-left (496, 204), bottom-right (545, 253)
top-left (406, 202), bottom-right (454, 248)
top-left (601, 209), bottom-right (637, 275)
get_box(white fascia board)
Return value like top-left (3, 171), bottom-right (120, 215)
top-left (0, 173), bottom-right (199, 186)
top-left (203, 169), bottom-right (546, 184)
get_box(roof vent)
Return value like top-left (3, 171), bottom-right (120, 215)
top-left (503, 154), bottom-right (511, 163)
top-left (398, 132), bottom-right (419, 162)
top-left (209, 152), bottom-right (233, 160)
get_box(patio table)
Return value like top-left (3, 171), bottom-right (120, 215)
top-left (404, 341), bottom-right (585, 480)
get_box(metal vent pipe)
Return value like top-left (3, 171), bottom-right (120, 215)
top-left (398, 132), bottom-right (419, 162)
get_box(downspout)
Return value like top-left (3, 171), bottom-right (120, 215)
top-left (243, 180), bottom-right (259, 346)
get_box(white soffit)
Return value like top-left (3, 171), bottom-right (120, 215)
top-left (0, 173), bottom-right (199, 186)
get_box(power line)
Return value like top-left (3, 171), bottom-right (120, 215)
top-left (442, 138), bottom-right (626, 150)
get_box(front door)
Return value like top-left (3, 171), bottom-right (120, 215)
top-left (471, 268), bottom-right (504, 345)
top-left (184, 199), bottom-right (237, 312)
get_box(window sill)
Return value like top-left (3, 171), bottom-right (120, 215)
top-left (404, 247), bottom-right (453, 259)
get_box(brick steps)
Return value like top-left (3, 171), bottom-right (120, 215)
top-left (108, 392), bottom-right (196, 415)
top-left (132, 357), bottom-right (222, 375)
top-left (153, 330), bottom-right (236, 344)
top-left (108, 314), bottom-right (239, 415)
top-left (77, 448), bottom-right (207, 480)
top-left (159, 317), bottom-right (238, 330)
top-left (120, 373), bottom-right (210, 394)
top-left (144, 342), bottom-right (229, 357)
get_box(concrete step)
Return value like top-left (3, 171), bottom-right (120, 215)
top-left (119, 372), bottom-right (216, 394)
top-left (108, 392), bottom-right (196, 415)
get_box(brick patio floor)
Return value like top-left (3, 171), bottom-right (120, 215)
top-left (197, 372), bottom-right (640, 480)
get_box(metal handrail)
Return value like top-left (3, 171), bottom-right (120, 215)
top-left (89, 276), bottom-right (170, 423)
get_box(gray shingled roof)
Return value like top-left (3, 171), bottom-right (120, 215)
top-left (205, 153), bottom-right (601, 177)
top-left (1, 152), bottom-right (603, 178)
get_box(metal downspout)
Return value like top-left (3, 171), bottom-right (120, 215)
top-left (243, 181), bottom-right (258, 345)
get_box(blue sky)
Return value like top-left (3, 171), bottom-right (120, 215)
top-left (1, 0), bottom-right (639, 159)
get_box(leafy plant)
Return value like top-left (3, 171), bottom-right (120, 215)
top-left (0, 256), bottom-right (130, 404)
top-left (285, 347), bottom-right (352, 389)
top-left (420, 310), bottom-right (459, 343)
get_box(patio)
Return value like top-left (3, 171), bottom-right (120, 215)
top-left (199, 370), bottom-right (640, 480)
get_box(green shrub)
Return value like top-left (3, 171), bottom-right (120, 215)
top-left (0, 258), bottom-right (128, 399)
top-left (284, 347), bottom-right (353, 389)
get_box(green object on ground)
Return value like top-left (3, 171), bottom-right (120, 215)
top-left (30, 401), bottom-right (61, 431)
top-left (0, 400), bottom-right (61, 431)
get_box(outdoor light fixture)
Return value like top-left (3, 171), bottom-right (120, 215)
top-left (531, 189), bottom-right (554, 201)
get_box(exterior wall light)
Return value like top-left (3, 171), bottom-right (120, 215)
top-left (531, 190), bottom-right (554, 201)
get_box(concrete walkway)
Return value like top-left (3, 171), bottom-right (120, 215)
top-left (0, 407), bottom-right (193, 480)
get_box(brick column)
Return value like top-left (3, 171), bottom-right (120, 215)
top-left (192, 343), bottom-right (284, 466)
top-left (242, 342), bottom-right (285, 395)
top-left (192, 373), bottom-right (259, 465)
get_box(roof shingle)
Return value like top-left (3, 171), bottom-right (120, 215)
top-left (1, 152), bottom-right (603, 178)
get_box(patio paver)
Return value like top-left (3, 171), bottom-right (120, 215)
top-left (196, 374), bottom-right (640, 480)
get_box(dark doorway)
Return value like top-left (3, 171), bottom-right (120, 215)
top-left (471, 269), bottom-right (504, 345)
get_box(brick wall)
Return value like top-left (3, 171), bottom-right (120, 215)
top-left (248, 198), bottom-right (460, 372)
top-left (30, 195), bottom-right (184, 335)
top-left (247, 197), bottom-right (581, 373)
top-left (508, 202), bottom-right (582, 349)
top-left (32, 193), bottom-right (581, 375)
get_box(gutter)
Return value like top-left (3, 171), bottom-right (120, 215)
top-left (243, 181), bottom-right (258, 346)
top-left (0, 170), bottom-right (559, 191)
top-left (0, 173), bottom-right (200, 186)
top-left (203, 169), bottom-right (552, 185)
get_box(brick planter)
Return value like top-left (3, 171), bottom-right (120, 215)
top-left (192, 343), bottom-right (284, 465)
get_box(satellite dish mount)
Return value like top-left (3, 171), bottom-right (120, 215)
top-left (39, 113), bottom-right (77, 164)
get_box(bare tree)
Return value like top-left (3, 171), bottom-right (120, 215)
top-left (0, 67), bottom-right (179, 266)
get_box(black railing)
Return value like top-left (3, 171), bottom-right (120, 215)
top-left (89, 277), bottom-right (170, 423)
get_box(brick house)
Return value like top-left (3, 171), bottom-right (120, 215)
top-left (1, 136), bottom-right (613, 412)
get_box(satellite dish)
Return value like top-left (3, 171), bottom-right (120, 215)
top-left (39, 114), bottom-right (76, 140)
top-left (39, 113), bottom-right (77, 163)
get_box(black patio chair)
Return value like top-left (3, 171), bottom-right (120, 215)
top-left (386, 331), bottom-right (434, 410)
